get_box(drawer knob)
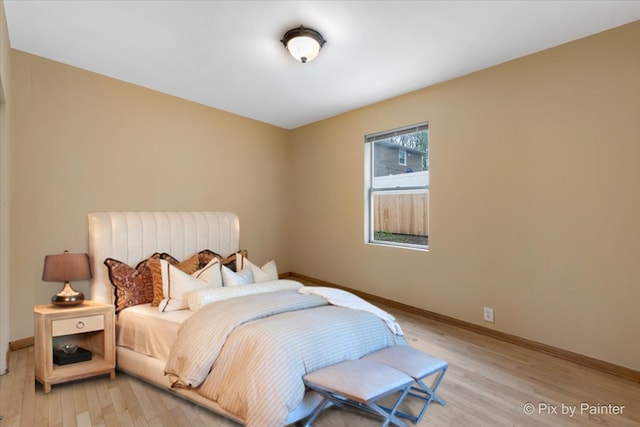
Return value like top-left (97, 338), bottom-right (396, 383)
top-left (76, 321), bottom-right (85, 329)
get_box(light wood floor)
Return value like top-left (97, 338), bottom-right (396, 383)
top-left (1, 305), bottom-right (639, 427)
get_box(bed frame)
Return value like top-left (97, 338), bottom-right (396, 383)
top-left (87, 211), bottom-right (321, 425)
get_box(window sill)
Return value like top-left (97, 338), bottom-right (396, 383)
top-left (366, 240), bottom-right (429, 252)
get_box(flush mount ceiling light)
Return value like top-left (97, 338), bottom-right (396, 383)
top-left (281, 26), bottom-right (326, 63)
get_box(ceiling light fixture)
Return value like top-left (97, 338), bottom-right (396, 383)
top-left (281, 26), bottom-right (326, 63)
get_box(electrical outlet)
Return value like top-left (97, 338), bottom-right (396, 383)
top-left (483, 307), bottom-right (494, 323)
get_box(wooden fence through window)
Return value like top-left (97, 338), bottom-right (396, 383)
top-left (373, 192), bottom-right (429, 236)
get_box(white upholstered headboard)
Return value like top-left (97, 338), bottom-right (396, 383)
top-left (88, 211), bottom-right (240, 305)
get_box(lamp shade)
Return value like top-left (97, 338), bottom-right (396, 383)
top-left (281, 26), bottom-right (326, 63)
top-left (42, 252), bottom-right (91, 282)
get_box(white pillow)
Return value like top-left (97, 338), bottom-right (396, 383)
top-left (158, 257), bottom-right (222, 312)
top-left (221, 264), bottom-right (255, 286)
top-left (246, 259), bottom-right (278, 283)
top-left (192, 257), bottom-right (223, 285)
top-left (189, 280), bottom-right (303, 311)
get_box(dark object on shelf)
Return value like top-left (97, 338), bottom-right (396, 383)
top-left (53, 347), bottom-right (92, 365)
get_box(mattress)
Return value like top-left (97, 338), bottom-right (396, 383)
top-left (116, 303), bottom-right (192, 361)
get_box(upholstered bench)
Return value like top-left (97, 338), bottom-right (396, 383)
top-left (303, 359), bottom-right (414, 427)
top-left (362, 345), bottom-right (448, 423)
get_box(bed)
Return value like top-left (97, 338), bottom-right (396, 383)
top-left (88, 211), bottom-right (405, 426)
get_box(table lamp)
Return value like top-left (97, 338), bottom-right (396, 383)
top-left (42, 251), bottom-right (91, 306)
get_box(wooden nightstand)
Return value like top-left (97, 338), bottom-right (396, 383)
top-left (34, 301), bottom-right (115, 393)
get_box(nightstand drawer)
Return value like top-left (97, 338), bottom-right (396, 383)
top-left (52, 314), bottom-right (104, 337)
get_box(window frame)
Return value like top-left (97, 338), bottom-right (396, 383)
top-left (364, 122), bottom-right (429, 251)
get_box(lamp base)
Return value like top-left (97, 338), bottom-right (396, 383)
top-left (51, 282), bottom-right (84, 307)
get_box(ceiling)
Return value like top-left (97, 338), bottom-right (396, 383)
top-left (4, 1), bottom-right (640, 129)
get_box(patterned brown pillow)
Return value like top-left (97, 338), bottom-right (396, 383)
top-left (160, 252), bottom-right (180, 264)
top-left (198, 249), bottom-right (248, 272)
top-left (104, 253), bottom-right (163, 313)
top-left (149, 253), bottom-right (200, 307)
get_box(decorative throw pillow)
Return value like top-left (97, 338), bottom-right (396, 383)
top-left (158, 257), bottom-right (222, 312)
top-left (221, 264), bottom-right (255, 286)
top-left (149, 253), bottom-right (200, 307)
top-left (197, 249), bottom-right (222, 269)
top-left (104, 253), bottom-right (162, 313)
top-left (198, 249), bottom-right (248, 271)
top-left (246, 259), bottom-right (279, 283)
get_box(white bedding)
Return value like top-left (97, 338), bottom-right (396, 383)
top-left (117, 284), bottom-right (405, 426)
top-left (166, 289), bottom-right (405, 427)
top-left (116, 304), bottom-right (193, 361)
top-left (298, 286), bottom-right (403, 335)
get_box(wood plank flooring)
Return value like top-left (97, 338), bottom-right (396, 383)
top-left (1, 305), bottom-right (639, 427)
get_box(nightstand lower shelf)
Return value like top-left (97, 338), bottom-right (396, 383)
top-left (35, 356), bottom-right (116, 393)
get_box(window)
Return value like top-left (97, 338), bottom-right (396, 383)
top-left (398, 149), bottom-right (407, 166)
top-left (365, 123), bottom-right (429, 250)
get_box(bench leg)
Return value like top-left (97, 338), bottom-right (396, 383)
top-left (304, 387), bottom-right (410, 427)
top-left (395, 366), bottom-right (447, 423)
top-left (303, 397), bottom-right (332, 427)
top-left (377, 366), bottom-right (448, 424)
top-left (368, 385), bottom-right (410, 427)
top-left (415, 367), bottom-right (447, 422)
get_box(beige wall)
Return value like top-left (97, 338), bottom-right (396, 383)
top-left (289, 21), bottom-right (640, 371)
top-left (10, 51), bottom-right (292, 340)
top-left (8, 21), bottom-right (640, 372)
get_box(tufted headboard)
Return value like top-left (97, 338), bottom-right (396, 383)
top-left (88, 211), bottom-right (240, 305)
